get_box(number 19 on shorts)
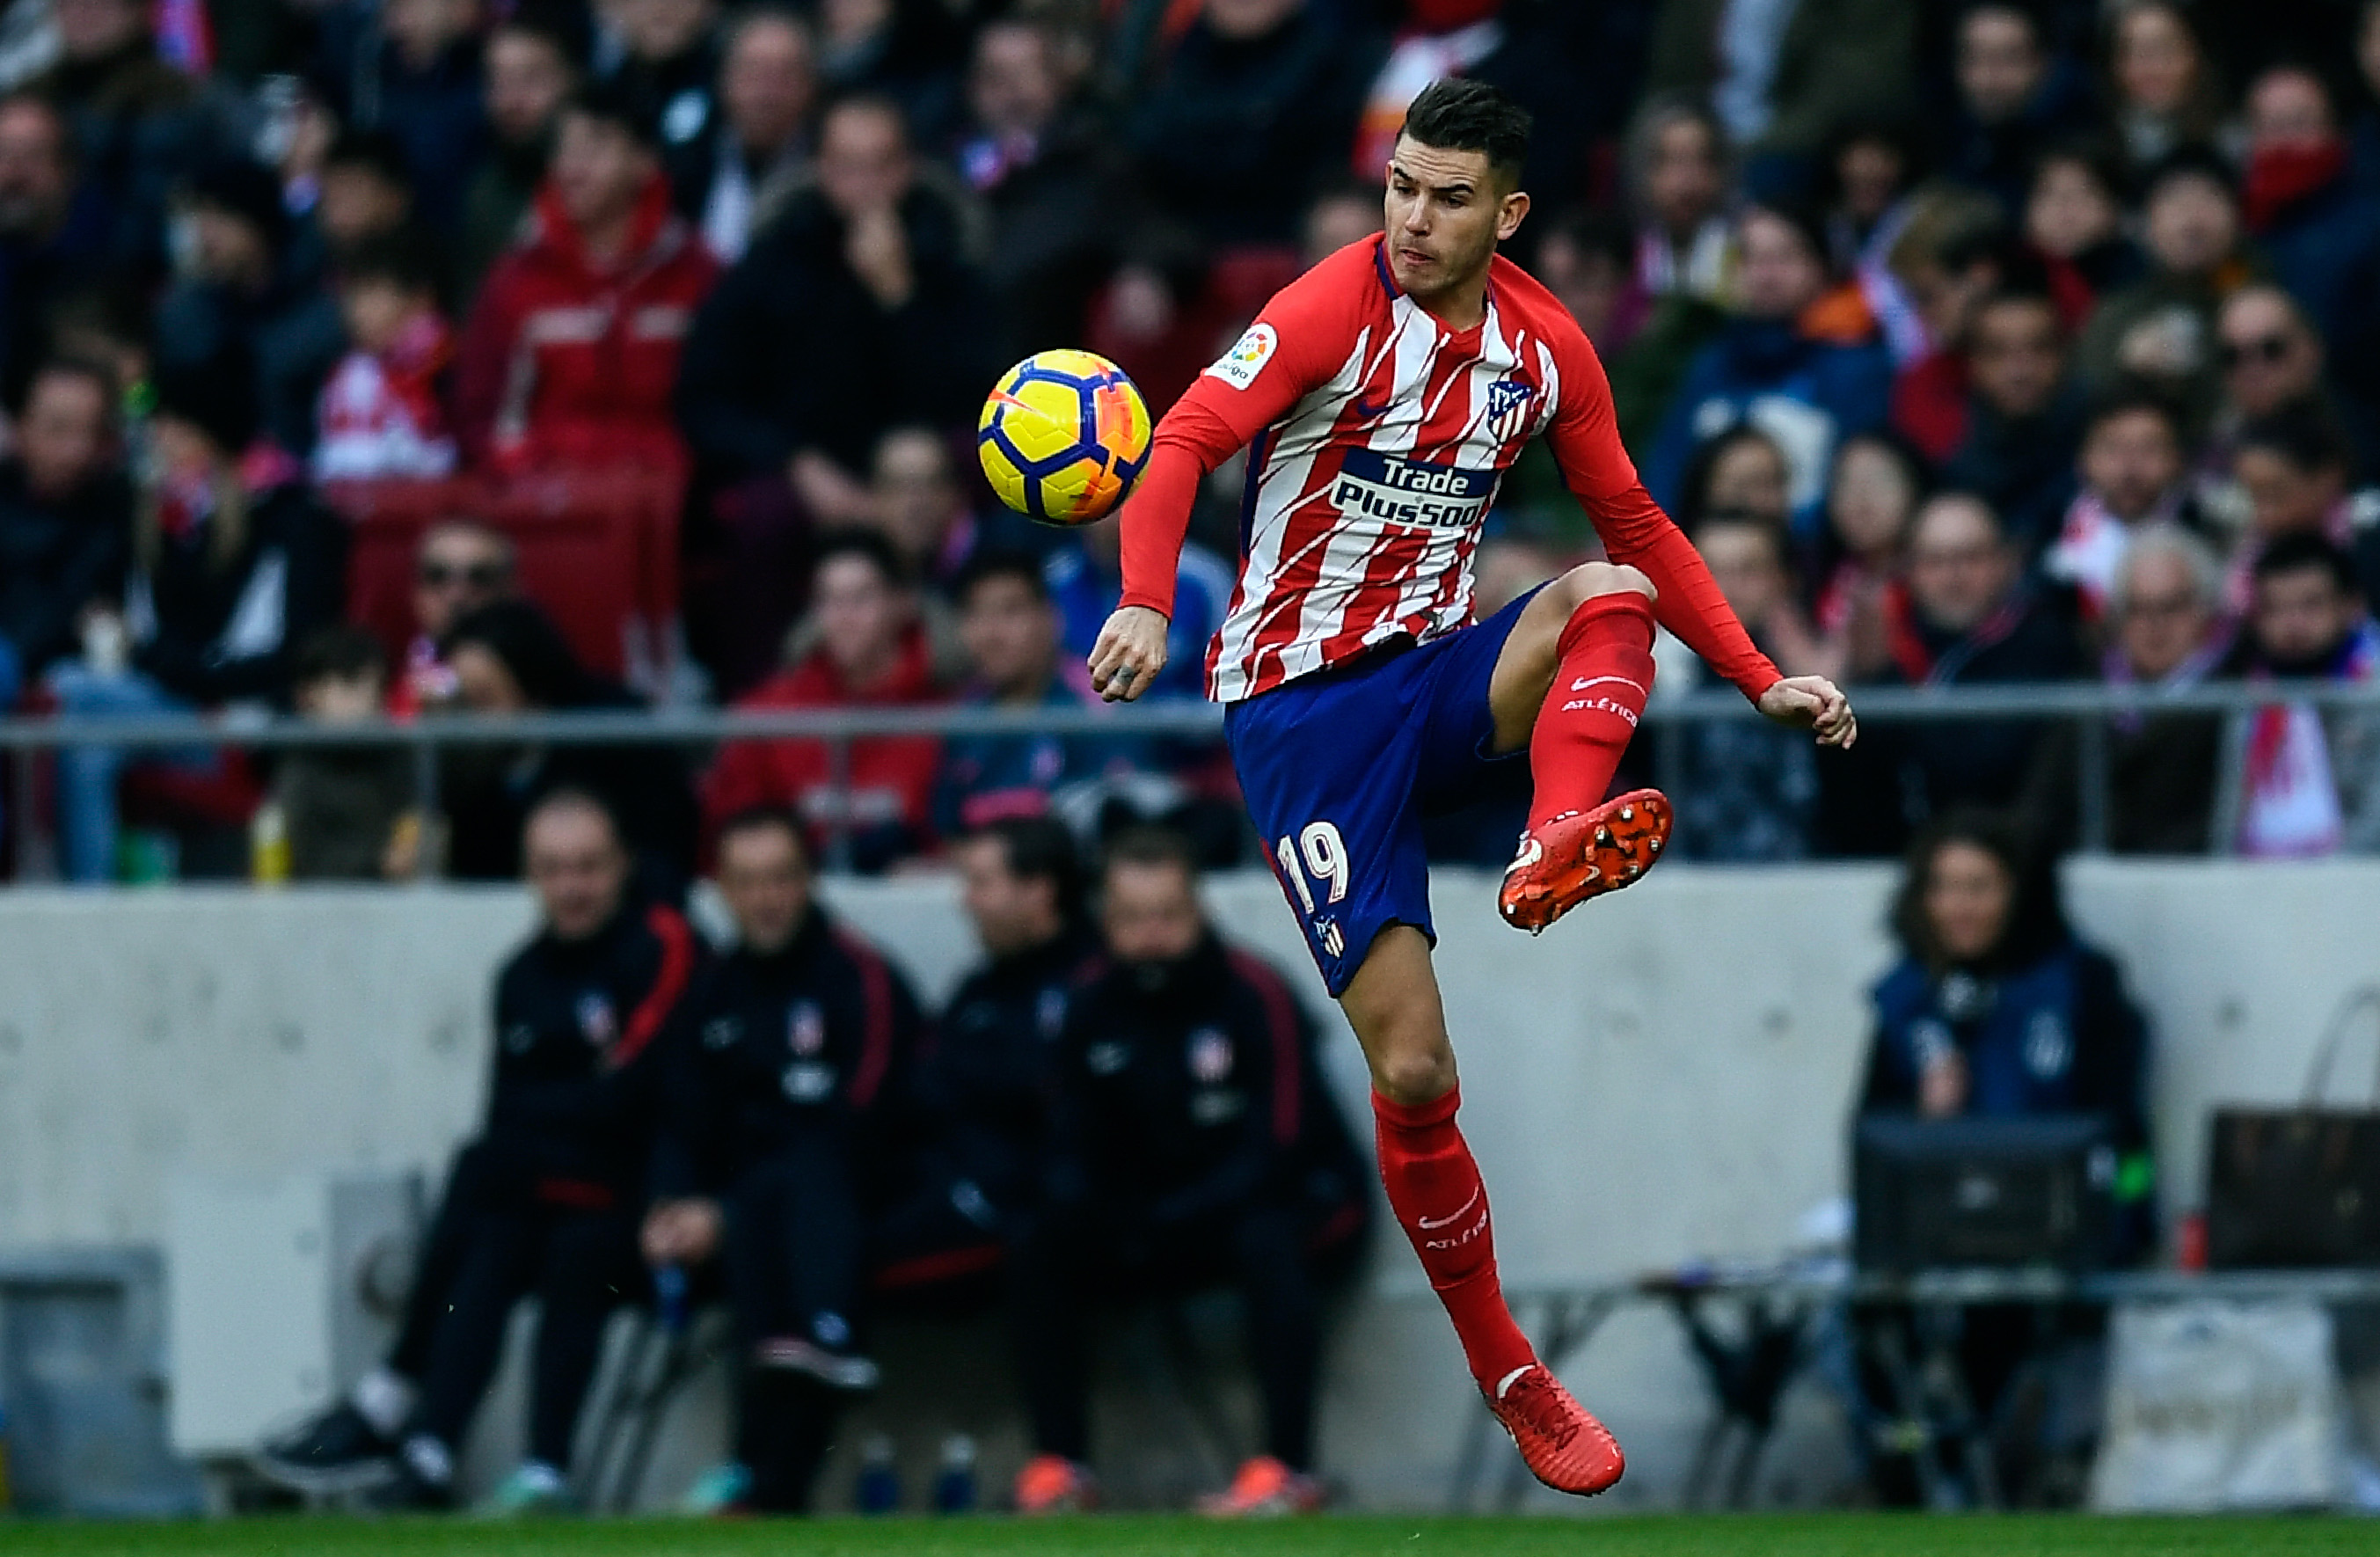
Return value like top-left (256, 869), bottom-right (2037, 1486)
top-left (1278, 822), bottom-right (1350, 956)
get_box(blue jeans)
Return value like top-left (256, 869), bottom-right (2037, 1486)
top-left (46, 663), bottom-right (212, 883)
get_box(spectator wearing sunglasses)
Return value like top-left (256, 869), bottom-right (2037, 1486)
top-left (395, 520), bottom-right (517, 715)
top-left (2209, 284), bottom-right (2380, 486)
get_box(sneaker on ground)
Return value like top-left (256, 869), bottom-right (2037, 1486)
top-left (752, 1334), bottom-right (881, 1392)
top-left (1498, 788), bottom-right (1672, 934)
top-left (1195, 1455), bottom-right (1324, 1517)
top-left (252, 1402), bottom-right (398, 1495)
top-left (1486, 1364), bottom-right (1624, 1495)
top-left (1012, 1452), bottom-right (1096, 1515)
top-left (680, 1461), bottom-right (754, 1517)
top-left (478, 1461), bottom-right (571, 1517)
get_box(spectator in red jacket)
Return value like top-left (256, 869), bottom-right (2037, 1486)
top-left (454, 82), bottom-right (720, 475)
top-left (704, 530), bottom-right (945, 873)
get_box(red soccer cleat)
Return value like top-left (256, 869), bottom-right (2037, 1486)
top-left (1498, 788), bottom-right (1672, 933)
top-left (1486, 1364), bottom-right (1625, 1495)
top-left (1013, 1453), bottom-right (1097, 1515)
top-left (1195, 1455), bottom-right (1325, 1517)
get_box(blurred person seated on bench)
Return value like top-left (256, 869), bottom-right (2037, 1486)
top-left (640, 806), bottom-right (926, 1513)
top-left (1011, 828), bottom-right (1369, 1518)
top-left (1853, 809), bottom-right (2155, 1505)
top-left (259, 789), bottom-right (700, 1512)
top-left (872, 817), bottom-right (1097, 1294)
top-left (437, 599), bottom-right (699, 892)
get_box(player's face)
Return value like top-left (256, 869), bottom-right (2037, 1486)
top-left (1101, 860), bottom-right (1202, 964)
top-left (717, 822), bottom-right (813, 954)
top-left (1383, 137), bottom-right (1528, 306)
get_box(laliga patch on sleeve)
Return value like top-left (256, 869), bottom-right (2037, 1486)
top-left (1204, 323), bottom-right (1278, 390)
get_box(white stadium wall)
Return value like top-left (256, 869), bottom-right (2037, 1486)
top-left (0, 860), bottom-right (2374, 1510)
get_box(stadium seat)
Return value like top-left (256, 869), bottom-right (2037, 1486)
top-left (328, 471), bottom-right (686, 687)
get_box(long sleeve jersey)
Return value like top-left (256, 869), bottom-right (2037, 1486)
top-left (1115, 234), bottom-right (1781, 705)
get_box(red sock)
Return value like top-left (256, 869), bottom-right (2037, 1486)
top-left (1372, 1086), bottom-right (1536, 1391)
top-left (1528, 592), bottom-right (1656, 831)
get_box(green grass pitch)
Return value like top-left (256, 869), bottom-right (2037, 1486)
top-left (0, 1517), bottom-right (2360, 1557)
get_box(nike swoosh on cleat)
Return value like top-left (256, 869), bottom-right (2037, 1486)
top-left (1416, 1188), bottom-right (1483, 1232)
top-left (1495, 1365), bottom-right (1537, 1400)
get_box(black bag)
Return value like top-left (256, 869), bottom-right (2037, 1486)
top-left (2205, 988), bottom-right (2380, 1269)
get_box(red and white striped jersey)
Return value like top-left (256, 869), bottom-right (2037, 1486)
top-left (1118, 236), bottom-right (1776, 705)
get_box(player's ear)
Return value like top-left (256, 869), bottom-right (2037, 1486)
top-left (1495, 188), bottom-right (1530, 243)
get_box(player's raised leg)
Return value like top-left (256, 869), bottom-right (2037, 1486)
top-left (1488, 563), bottom-right (1672, 932)
top-left (1340, 925), bottom-right (1624, 1495)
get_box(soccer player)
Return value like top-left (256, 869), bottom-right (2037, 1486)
top-left (1085, 79), bottom-right (1857, 1495)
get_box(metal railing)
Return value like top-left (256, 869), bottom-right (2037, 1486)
top-left (6, 680), bottom-right (2377, 878)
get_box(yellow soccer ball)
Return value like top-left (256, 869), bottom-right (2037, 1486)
top-left (977, 350), bottom-right (1153, 526)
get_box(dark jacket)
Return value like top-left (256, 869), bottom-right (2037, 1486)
top-left (1938, 388), bottom-right (2084, 553)
top-left (1049, 934), bottom-right (1329, 1229)
top-left (151, 267), bottom-right (347, 457)
top-left (485, 900), bottom-right (702, 1205)
top-left (316, 25), bottom-right (486, 230)
top-left (1123, 7), bottom-right (1377, 246)
top-left (910, 926), bottom-right (1097, 1217)
top-left (675, 180), bottom-right (997, 480)
top-left (1881, 588), bottom-right (2082, 822)
top-left (440, 683), bottom-right (699, 889)
top-left (959, 107), bottom-right (1125, 351)
top-left (1861, 934), bottom-right (2156, 1254)
top-left (0, 459), bottom-right (130, 677)
top-left (651, 908), bottom-right (924, 1199)
top-left (129, 479), bottom-right (347, 706)
top-left (1642, 318), bottom-right (1895, 524)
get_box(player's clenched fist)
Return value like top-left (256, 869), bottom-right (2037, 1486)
top-left (1757, 675), bottom-right (1858, 749)
top-left (1089, 604), bottom-right (1170, 702)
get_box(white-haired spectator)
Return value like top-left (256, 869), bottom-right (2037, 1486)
top-left (2099, 525), bottom-right (2225, 852)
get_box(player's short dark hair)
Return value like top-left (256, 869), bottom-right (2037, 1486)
top-left (812, 527), bottom-right (911, 589)
top-left (2252, 531), bottom-right (2360, 596)
top-left (975, 815), bottom-right (1084, 922)
top-left (715, 804), bottom-right (814, 866)
top-left (338, 229), bottom-right (441, 296)
top-left (953, 548), bottom-right (1049, 609)
top-left (1102, 824), bottom-right (1201, 885)
top-left (1399, 78), bottom-right (1532, 186)
top-left (294, 624), bottom-right (388, 688)
top-left (2236, 403), bottom-right (2354, 477)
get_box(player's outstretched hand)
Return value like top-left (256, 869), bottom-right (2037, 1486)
top-left (1089, 604), bottom-right (1170, 702)
top-left (1757, 675), bottom-right (1858, 749)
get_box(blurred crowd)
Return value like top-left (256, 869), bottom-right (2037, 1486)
top-left (0, 0), bottom-right (2378, 881)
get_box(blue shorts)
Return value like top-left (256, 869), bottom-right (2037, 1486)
top-left (1224, 588), bottom-right (1540, 997)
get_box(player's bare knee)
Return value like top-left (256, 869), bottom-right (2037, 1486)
top-left (1556, 561), bottom-right (1655, 610)
top-left (1371, 1044), bottom-right (1458, 1107)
